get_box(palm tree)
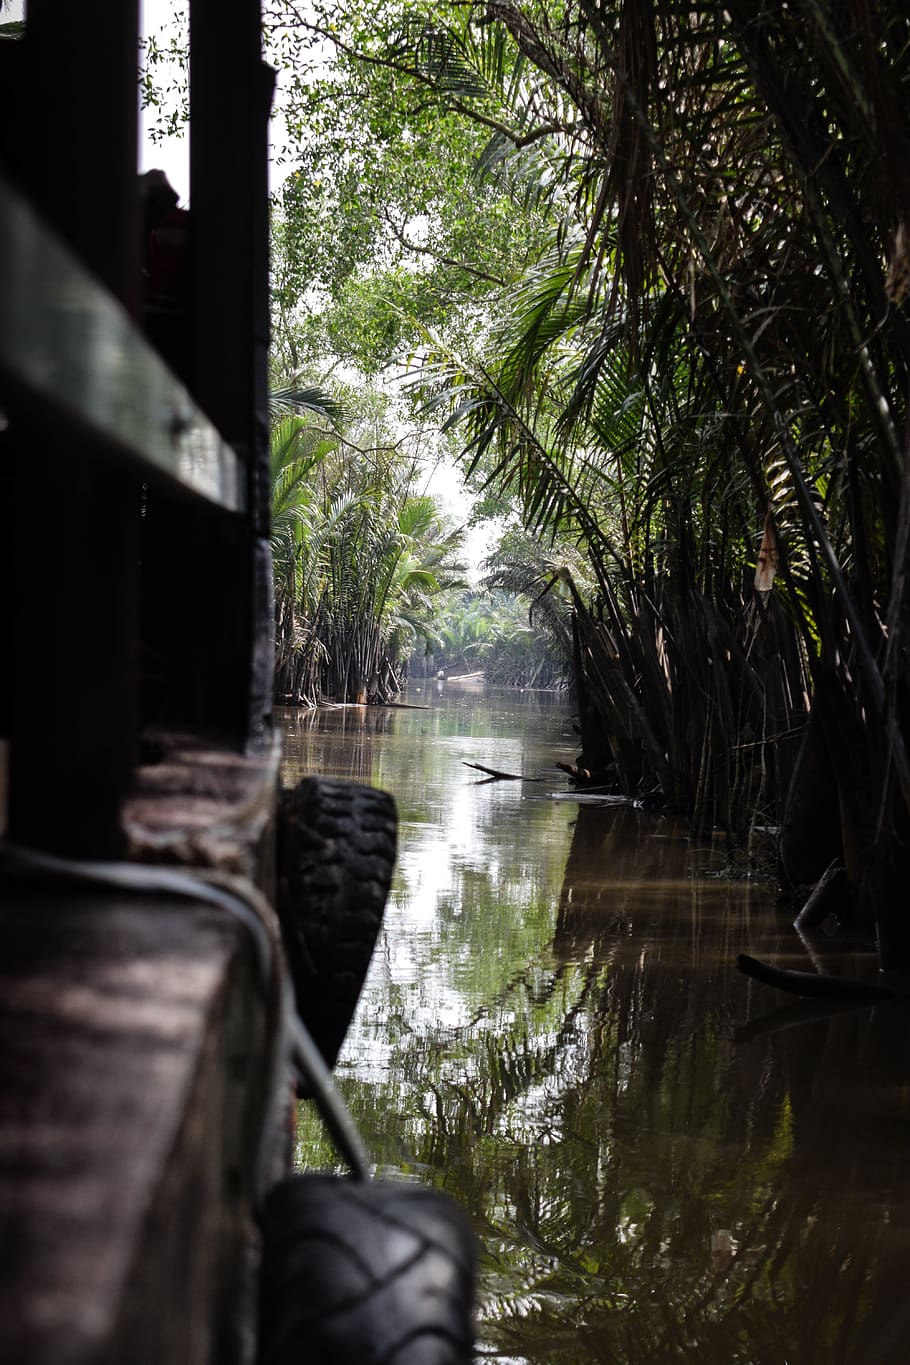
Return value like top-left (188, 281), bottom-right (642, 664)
top-left (270, 394), bottom-right (464, 705)
top-left (269, 411), bottom-right (341, 705)
top-left (404, 0), bottom-right (910, 957)
top-left (319, 491), bottom-right (463, 703)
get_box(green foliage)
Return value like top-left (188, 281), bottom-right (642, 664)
top-left (270, 386), bottom-right (465, 705)
top-left (267, 0), bottom-right (555, 374)
top-left (398, 1), bottom-right (910, 858)
top-left (148, 1), bottom-right (910, 889)
top-left (139, 3), bottom-right (188, 141)
top-left (418, 568), bottom-right (573, 690)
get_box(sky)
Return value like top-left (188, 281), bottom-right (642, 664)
top-left (139, 1), bottom-right (190, 203)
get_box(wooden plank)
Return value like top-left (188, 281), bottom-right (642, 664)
top-left (0, 172), bottom-right (245, 513)
top-left (190, 0), bottom-right (271, 512)
top-left (7, 444), bottom-right (141, 858)
top-left (6, 2), bottom-right (144, 855)
top-left (189, 0), bottom-right (275, 741)
top-left (0, 889), bottom-right (273, 1365)
top-left (23, 0), bottom-right (141, 312)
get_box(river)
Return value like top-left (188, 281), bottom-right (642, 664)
top-left (279, 682), bottom-right (910, 1364)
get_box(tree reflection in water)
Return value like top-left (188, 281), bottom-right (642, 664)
top-left (288, 700), bottom-right (910, 1364)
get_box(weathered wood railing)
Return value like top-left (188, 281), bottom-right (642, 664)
top-left (0, 172), bottom-right (245, 512)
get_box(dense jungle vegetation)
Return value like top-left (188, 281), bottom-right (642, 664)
top-left (146, 1), bottom-right (910, 963)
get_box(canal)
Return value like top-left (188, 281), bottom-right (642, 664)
top-left (279, 682), bottom-right (910, 1364)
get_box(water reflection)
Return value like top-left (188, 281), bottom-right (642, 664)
top-left (281, 686), bottom-right (910, 1364)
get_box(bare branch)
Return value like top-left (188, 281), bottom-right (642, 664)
top-left (379, 208), bottom-right (508, 286)
top-left (270, 5), bottom-right (571, 149)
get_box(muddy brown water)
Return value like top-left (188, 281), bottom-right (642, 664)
top-left (278, 682), bottom-right (910, 1364)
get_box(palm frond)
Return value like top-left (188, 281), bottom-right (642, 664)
top-left (268, 383), bottom-right (343, 423)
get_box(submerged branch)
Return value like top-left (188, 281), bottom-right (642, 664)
top-left (736, 953), bottom-right (895, 999)
top-left (379, 208), bottom-right (508, 286)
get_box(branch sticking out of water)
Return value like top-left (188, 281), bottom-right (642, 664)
top-left (462, 762), bottom-right (541, 782)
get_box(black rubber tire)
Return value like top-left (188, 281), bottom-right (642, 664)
top-left (276, 777), bottom-right (397, 1069)
top-left (258, 1176), bottom-right (476, 1365)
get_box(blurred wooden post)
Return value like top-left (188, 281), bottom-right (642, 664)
top-left (9, 0), bottom-right (142, 857)
top-left (140, 0), bottom-right (275, 747)
top-left (191, 0), bottom-right (274, 740)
